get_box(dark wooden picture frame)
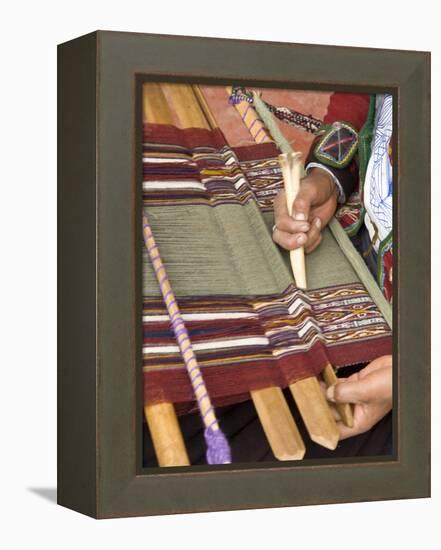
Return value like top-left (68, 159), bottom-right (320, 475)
top-left (58, 31), bottom-right (430, 518)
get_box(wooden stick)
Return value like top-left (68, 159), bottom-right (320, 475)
top-left (322, 363), bottom-right (354, 428)
top-left (173, 84), bottom-right (306, 460)
top-left (163, 83), bottom-right (211, 129)
top-left (289, 378), bottom-right (339, 450)
top-left (226, 86), bottom-right (273, 144)
top-left (144, 403), bottom-right (190, 467)
top-left (279, 152), bottom-right (341, 447)
top-left (279, 152), bottom-right (307, 289)
top-left (251, 387), bottom-right (305, 460)
top-left (281, 154), bottom-right (353, 428)
top-left (193, 85), bottom-right (219, 129)
top-left (143, 83), bottom-right (174, 124)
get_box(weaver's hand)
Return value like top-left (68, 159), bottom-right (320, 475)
top-left (326, 355), bottom-right (393, 440)
top-left (272, 168), bottom-right (338, 253)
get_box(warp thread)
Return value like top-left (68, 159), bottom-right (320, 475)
top-left (143, 215), bottom-right (232, 464)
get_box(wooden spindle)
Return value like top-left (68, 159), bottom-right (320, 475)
top-left (322, 363), bottom-right (353, 428)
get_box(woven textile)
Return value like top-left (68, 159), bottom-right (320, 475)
top-left (142, 121), bottom-right (392, 412)
top-left (144, 283), bottom-right (391, 414)
top-left (143, 123), bottom-right (281, 211)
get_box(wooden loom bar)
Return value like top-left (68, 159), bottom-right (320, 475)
top-left (193, 85), bottom-right (219, 130)
top-left (322, 363), bottom-right (353, 428)
top-left (142, 83), bottom-right (190, 467)
top-left (144, 403), bottom-right (190, 467)
top-left (163, 83), bottom-right (211, 129)
top-left (250, 387), bottom-right (305, 460)
top-left (143, 82), bottom-right (174, 125)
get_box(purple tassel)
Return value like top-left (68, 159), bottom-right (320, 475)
top-left (204, 426), bottom-right (232, 465)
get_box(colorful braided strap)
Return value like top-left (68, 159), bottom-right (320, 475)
top-left (143, 215), bottom-right (232, 465)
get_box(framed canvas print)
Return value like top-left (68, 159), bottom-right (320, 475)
top-left (58, 31), bottom-right (430, 518)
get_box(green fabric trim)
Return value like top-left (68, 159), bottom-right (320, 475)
top-left (143, 202), bottom-right (293, 297)
top-left (329, 218), bottom-right (392, 329)
top-left (254, 93), bottom-right (392, 329)
top-left (343, 211), bottom-right (365, 238)
top-left (377, 230), bottom-right (393, 291)
top-left (252, 93), bottom-right (293, 154)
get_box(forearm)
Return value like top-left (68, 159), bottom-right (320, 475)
top-left (304, 92), bottom-right (371, 203)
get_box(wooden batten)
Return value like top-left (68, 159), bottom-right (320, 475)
top-left (144, 403), bottom-right (190, 467)
top-left (322, 363), bottom-right (354, 428)
top-left (251, 387), bottom-right (305, 460)
top-left (290, 378), bottom-right (339, 450)
top-left (143, 83), bottom-right (174, 124)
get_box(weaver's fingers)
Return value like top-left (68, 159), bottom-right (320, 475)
top-left (361, 355), bottom-right (393, 376)
top-left (276, 215), bottom-right (311, 235)
top-left (273, 190), bottom-right (311, 234)
top-left (319, 380), bottom-right (341, 422)
top-left (273, 227), bottom-right (307, 250)
top-left (329, 364), bottom-right (392, 405)
top-left (326, 379), bottom-right (371, 405)
top-left (273, 189), bottom-right (289, 218)
top-left (291, 183), bottom-right (317, 223)
top-left (304, 217), bottom-right (323, 254)
top-left (336, 418), bottom-right (373, 440)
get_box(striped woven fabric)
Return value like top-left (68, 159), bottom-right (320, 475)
top-left (142, 122), bottom-right (392, 413)
top-left (143, 123), bottom-right (283, 212)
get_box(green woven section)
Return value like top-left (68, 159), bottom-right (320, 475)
top-left (143, 202), bottom-right (293, 297)
top-left (252, 94), bottom-right (293, 154)
top-left (143, 202), bottom-right (362, 298)
top-left (261, 212), bottom-right (360, 288)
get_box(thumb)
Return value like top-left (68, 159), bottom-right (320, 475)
top-left (326, 379), bottom-right (369, 405)
top-left (291, 184), bottom-right (315, 222)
